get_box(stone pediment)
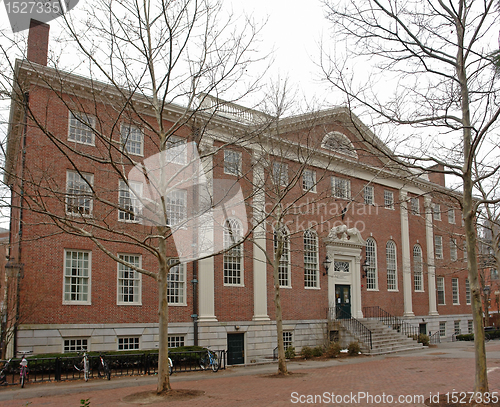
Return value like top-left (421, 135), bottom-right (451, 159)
top-left (324, 225), bottom-right (366, 248)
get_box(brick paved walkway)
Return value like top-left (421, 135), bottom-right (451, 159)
top-left (0, 342), bottom-right (499, 406)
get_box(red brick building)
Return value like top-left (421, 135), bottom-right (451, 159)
top-left (4, 21), bottom-right (472, 361)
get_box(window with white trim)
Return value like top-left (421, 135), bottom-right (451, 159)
top-left (465, 278), bottom-right (471, 305)
top-left (167, 260), bottom-right (186, 304)
top-left (384, 190), bottom-right (394, 210)
top-left (437, 277), bottom-right (445, 305)
top-left (117, 254), bottom-right (141, 304)
top-left (64, 250), bottom-right (91, 304)
top-left (322, 131), bottom-right (357, 158)
top-left (386, 240), bottom-right (397, 291)
top-left (450, 238), bottom-right (457, 261)
top-left (272, 162), bottom-right (288, 186)
top-left (223, 218), bottom-right (243, 285)
top-left (121, 124), bottom-right (143, 155)
top-left (332, 177), bottom-right (351, 199)
top-left (411, 197), bottom-right (419, 215)
top-left (66, 170), bottom-right (93, 215)
top-left (118, 337), bottom-right (140, 350)
top-left (364, 185), bottom-right (374, 205)
top-left (454, 321), bottom-right (461, 335)
top-left (448, 208), bottom-right (455, 224)
top-left (468, 320), bottom-right (473, 334)
top-left (366, 238), bottom-right (378, 290)
top-left (118, 180), bottom-right (143, 222)
top-left (283, 331), bottom-right (293, 350)
top-left (168, 336), bottom-right (185, 348)
top-left (463, 241), bottom-right (467, 259)
top-left (439, 321), bottom-right (446, 337)
top-left (274, 227), bottom-right (290, 287)
top-left (224, 150), bottom-right (242, 176)
top-left (435, 236), bottom-right (443, 259)
top-left (68, 111), bottom-right (95, 145)
top-left (165, 136), bottom-right (187, 164)
top-left (413, 244), bottom-right (423, 291)
top-left (304, 230), bottom-right (319, 288)
top-left (64, 338), bottom-right (88, 353)
top-left (433, 204), bottom-right (441, 220)
top-left (165, 189), bottom-right (187, 226)
top-left (452, 278), bottom-right (459, 304)
top-left (302, 169), bottom-right (316, 192)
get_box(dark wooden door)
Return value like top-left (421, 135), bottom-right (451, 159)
top-left (227, 333), bottom-right (244, 365)
top-left (335, 285), bottom-right (351, 319)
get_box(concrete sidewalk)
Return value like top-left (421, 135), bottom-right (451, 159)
top-left (0, 341), bottom-right (499, 406)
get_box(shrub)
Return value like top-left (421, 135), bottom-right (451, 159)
top-left (300, 346), bottom-right (313, 358)
top-left (285, 346), bottom-right (296, 359)
top-left (456, 333), bottom-right (474, 341)
top-left (312, 346), bottom-right (324, 357)
top-left (417, 334), bottom-right (430, 346)
top-left (324, 342), bottom-right (342, 358)
top-left (347, 342), bottom-right (361, 356)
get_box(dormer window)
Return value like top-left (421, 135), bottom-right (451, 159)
top-left (322, 131), bottom-right (357, 158)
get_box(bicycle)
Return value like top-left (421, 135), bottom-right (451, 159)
top-left (0, 359), bottom-right (12, 385)
top-left (97, 354), bottom-right (110, 380)
top-left (19, 356), bottom-right (28, 388)
top-left (74, 351), bottom-right (90, 382)
top-left (168, 357), bottom-right (173, 375)
top-left (199, 348), bottom-right (219, 372)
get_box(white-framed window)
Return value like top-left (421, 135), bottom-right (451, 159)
top-left (64, 338), bottom-right (88, 353)
top-left (167, 260), bottom-right (186, 305)
top-left (117, 254), bottom-right (142, 305)
top-left (437, 277), bottom-right (445, 305)
top-left (439, 321), bottom-right (446, 337)
top-left (364, 185), bottom-right (374, 205)
top-left (121, 123), bottom-right (143, 156)
top-left (448, 208), bottom-right (456, 224)
top-left (332, 177), bottom-right (351, 199)
top-left (302, 169), bottom-right (316, 192)
top-left (224, 150), bottom-right (242, 176)
top-left (64, 250), bottom-right (91, 304)
top-left (283, 331), bottom-right (293, 350)
top-left (463, 241), bottom-right (467, 259)
top-left (454, 321), bottom-right (461, 335)
top-left (468, 320), bottom-right (473, 334)
top-left (435, 236), bottom-right (443, 259)
top-left (66, 170), bottom-right (93, 215)
top-left (465, 278), bottom-right (471, 305)
top-left (118, 337), bottom-right (140, 350)
top-left (450, 238), bottom-right (457, 261)
top-left (165, 136), bottom-right (187, 164)
top-left (433, 204), bottom-right (441, 220)
top-left (68, 111), bottom-right (95, 145)
top-left (223, 218), bottom-right (243, 286)
top-left (452, 278), bottom-right (459, 305)
top-left (118, 180), bottom-right (143, 222)
top-left (168, 336), bottom-right (185, 348)
top-left (411, 197), bottom-right (419, 215)
top-left (366, 238), bottom-right (378, 290)
top-left (386, 240), bottom-right (397, 291)
top-left (274, 227), bottom-right (291, 287)
top-left (384, 190), bottom-right (394, 210)
top-left (304, 230), bottom-right (319, 288)
top-left (413, 244), bottom-right (423, 292)
top-left (272, 162), bottom-right (288, 186)
top-left (322, 131), bottom-right (357, 158)
top-left (165, 189), bottom-right (187, 226)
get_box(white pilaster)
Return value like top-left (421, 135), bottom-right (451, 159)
top-left (400, 190), bottom-right (414, 316)
top-left (198, 256), bottom-right (217, 322)
top-left (425, 196), bottom-right (439, 315)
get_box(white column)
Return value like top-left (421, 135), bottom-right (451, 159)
top-left (425, 197), bottom-right (439, 315)
top-left (353, 254), bottom-right (364, 319)
top-left (400, 190), bottom-right (414, 316)
top-left (252, 160), bottom-right (269, 321)
top-left (198, 257), bottom-right (217, 322)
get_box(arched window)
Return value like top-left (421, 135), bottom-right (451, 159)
top-left (365, 238), bottom-right (377, 290)
top-left (413, 244), bottom-right (423, 291)
top-left (274, 226), bottom-right (291, 287)
top-left (304, 230), bottom-right (319, 288)
top-left (386, 240), bottom-right (397, 291)
top-left (223, 218), bottom-right (243, 285)
top-left (322, 131), bottom-right (358, 158)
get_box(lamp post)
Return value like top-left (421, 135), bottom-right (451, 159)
top-left (361, 259), bottom-right (370, 279)
top-left (322, 257), bottom-right (331, 276)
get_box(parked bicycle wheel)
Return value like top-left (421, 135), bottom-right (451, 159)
top-left (83, 358), bottom-right (89, 382)
top-left (104, 361), bottom-right (111, 380)
top-left (199, 356), bottom-right (207, 370)
top-left (211, 355), bottom-right (219, 373)
top-left (20, 371), bottom-right (24, 388)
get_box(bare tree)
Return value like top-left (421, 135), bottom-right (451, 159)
top-left (321, 0), bottom-right (500, 393)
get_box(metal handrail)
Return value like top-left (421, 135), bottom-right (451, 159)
top-left (328, 307), bottom-right (372, 349)
top-left (429, 331), bottom-right (441, 344)
top-left (363, 306), bottom-right (419, 339)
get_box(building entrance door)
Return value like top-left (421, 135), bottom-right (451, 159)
top-left (227, 333), bottom-right (244, 365)
top-left (335, 285), bottom-right (351, 319)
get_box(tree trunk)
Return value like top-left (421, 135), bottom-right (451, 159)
top-left (273, 254), bottom-right (288, 375)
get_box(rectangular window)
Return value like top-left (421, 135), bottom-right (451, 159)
top-left (64, 338), bottom-right (88, 353)
top-left (272, 162), bottom-right (288, 186)
top-left (463, 242), bottom-right (467, 259)
top-left (165, 189), bottom-right (187, 226)
top-left (468, 320), bottom-right (473, 334)
top-left (168, 336), bottom-right (185, 348)
top-left (167, 260), bottom-right (186, 304)
top-left (302, 169), bottom-right (316, 192)
top-left (435, 236), bottom-right (443, 259)
top-left (452, 278), bottom-right (459, 304)
top-left (384, 190), bottom-right (394, 209)
top-left (274, 229), bottom-right (290, 288)
top-left (439, 321), bottom-right (446, 337)
top-left (68, 112), bottom-right (95, 145)
top-left (437, 277), bottom-right (445, 305)
top-left (121, 124), bottom-right (143, 156)
top-left (283, 331), bottom-right (293, 350)
top-left (364, 185), bottom-right (374, 205)
top-left (450, 238), bottom-right (457, 261)
top-left (64, 250), bottom-right (91, 304)
top-left (66, 170), bottom-right (93, 215)
top-left (448, 208), bottom-right (456, 224)
top-left (465, 279), bottom-right (471, 305)
top-left (454, 321), bottom-right (461, 335)
top-left (411, 197), bottom-right (419, 215)
top-left (117, 254), bottom-right (141, 305)
top-left (165, 136), bottom-right (187, 164)
top-left (433, 204), bottom-right (441, 221)
top-left (118, 337), bottom-right (140, 350)
top-left (304, 231), bottom-right (319, 288)
top-left (224, 150), bottom-right (242, 176)
top-left (118, 180), bottom-right (143, 222)
top-left (332, 177), bottom-right (351, 199)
